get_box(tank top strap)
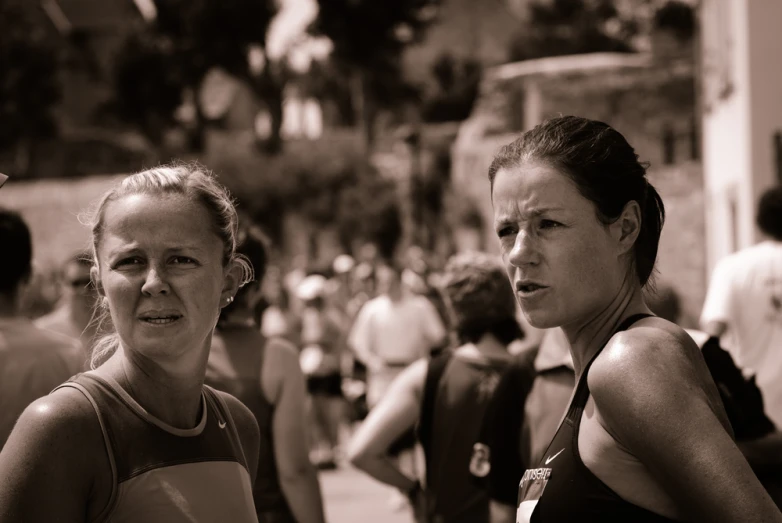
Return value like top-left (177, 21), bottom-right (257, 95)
top-left (570, 313), bottom-right (654, 413)
top-left (203, 385), bottom-right (250, 473)
top-left (52, 375), bottom-right (119, 523)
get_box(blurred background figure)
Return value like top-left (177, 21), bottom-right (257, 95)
top-left (474, 326), bottom-right (573, 523)
top-left (207, 225), bottom-right (326, 523)
top-left (0, 209), bottom-right (85, 449)
top-left (260, 266), bottom-right (295, 342)
top-left (701, 185), bottom-right (782, 429)
top-left (348, 251), bottom-right (521, 523)
top-left (35, 249), bottom-right (100, 367)
top-left (348, 260), bottom-right (447, 509)
top-left (295, 273), bottom-right (348, 470)
top-left (649, 282), bottom-right (782, 509)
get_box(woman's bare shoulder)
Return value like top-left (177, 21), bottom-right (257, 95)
top-left (588, 318), bottom-right (728, 428)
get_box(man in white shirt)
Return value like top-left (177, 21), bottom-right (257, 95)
top-left (701, 186), bottom-right (782, 427)
top-left (348, 262), bottom-right (447, 409)
top-left (0, 209), bottom-right (84, 449)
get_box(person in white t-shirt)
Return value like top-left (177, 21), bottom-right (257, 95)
top-left (348, 262), bottom-right (447, 409)
top-left (701, 186), bottom-right (782, 428)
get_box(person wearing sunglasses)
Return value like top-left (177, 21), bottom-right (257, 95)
top-left (36, 250), bottom-right (101, 368)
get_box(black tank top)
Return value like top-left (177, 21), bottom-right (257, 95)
top-left (206, 328), bottom-right (295, 522)
top-left (517, 314), bottom-right (680, 523)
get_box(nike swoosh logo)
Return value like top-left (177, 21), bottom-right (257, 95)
top-left (218, 420), bottom-right (227, 429)
top-left (545, 448), bottom-right (565, 465)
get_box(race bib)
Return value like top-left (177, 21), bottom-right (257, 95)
top-left (516, 466), bottom-right (552, 523)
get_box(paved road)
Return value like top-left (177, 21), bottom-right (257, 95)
top-left (320, 465), bottom-right (414, 523)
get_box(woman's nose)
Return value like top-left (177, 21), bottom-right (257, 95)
top-left (141, 266), bottom-right (170, 296)
top-left (508, 230), bottom-right (539, 267)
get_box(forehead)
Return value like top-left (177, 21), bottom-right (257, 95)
top-left (492, 161), bottom-right (588, 220)
top-left (99, 193), bottom-right (221, 252)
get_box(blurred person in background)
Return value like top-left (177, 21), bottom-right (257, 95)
top-left (348, 260), bottom-right (447, 509)
top-left (473, 326), bottom-right (573, 523)
top-left (701, 185), bottom-right (782, 428)
top-left (649, 283), bottom-right (782, 508)
top-left (0, 165), bottom-right (261, 522)
top-left (0, 208), bottom-right (83, 449)
top-left (35, 249), bottom-right (101, 368)
top-left (206, 226), bottom-right (326, 523)
top-left (295, 273), bottom-right (348, 470)
top-left (348, 251), bottom-right (521, 523)
top-left (260, 267), bottom-right (294, 342)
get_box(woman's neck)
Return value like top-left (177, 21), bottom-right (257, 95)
top-left (102, 345), bottom-right (208, 429)
top-left (562, 278), bottom-right (651, 379)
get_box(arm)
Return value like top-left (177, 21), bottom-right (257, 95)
top-left (489, 501), bottom-right (516, 523)
top-left (218, 391), bottom-right (261, 485)
top-left (0, 389), bottom-right (105, 523)
top-left (347, 359), bottom-right (428, 491)
top-left (590, 328), bottom-right (782, 522)
top-left (263, 339), bottom-right (326, 523)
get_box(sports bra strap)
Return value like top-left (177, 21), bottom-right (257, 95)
top-left (572, 313), bottom-right (653, 410)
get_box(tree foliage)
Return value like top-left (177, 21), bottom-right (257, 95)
top-left (422, 53), bottom-right (482, 123)
top-left (111, 0), bottom-right (280, 151)
top-left (509, 0), bottom-right (638, 62)
top-left (309, 0), bottom-right (442, 148)
top-left (0, 1), bottom-right (60, 152)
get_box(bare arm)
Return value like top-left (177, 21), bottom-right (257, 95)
top-left (0, 389), bottom-right (107, 523)
top-left (217, 391), bottom-right (261, 485)
top-left (347, 359), bottom-right (427, 491)
top-left (263, 339), bottom-right (326, 523)
top-left (591, 328), bottom-right (782, 523)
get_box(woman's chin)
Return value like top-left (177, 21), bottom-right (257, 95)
top-left (522, 310), bottom-right (561, 330)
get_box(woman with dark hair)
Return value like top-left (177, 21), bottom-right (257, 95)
top-left (490, 116), bottom-right (782, 522)
top-left (206, 226), bottom-right (326, 523)
top-left (348, 251), bottom-right (521, 523)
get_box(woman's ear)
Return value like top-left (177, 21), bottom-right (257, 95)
top-left (612, 200), bottom-right (642, 255)
top-left (220, 260), bottom-right (244, 307)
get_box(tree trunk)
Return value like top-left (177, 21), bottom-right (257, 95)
top-left (351, 70), bottom-right (375, 156)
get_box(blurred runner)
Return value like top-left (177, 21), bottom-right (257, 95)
top-left (0, 209), bottom-right (83, 449)
top-left (35, 250), bottom-right (101, 367)
top-left (348, 251), bottom-right (521, 523)
top-left (207, 226), bottom-right (326, 523)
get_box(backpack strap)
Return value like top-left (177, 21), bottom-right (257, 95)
top-left (417, 351), bottom-right (453, 480)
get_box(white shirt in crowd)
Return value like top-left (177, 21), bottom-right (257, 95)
top-left (700, 240), bottom-right (782, 427)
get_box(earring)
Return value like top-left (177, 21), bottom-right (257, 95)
top-left (227, 296), bottom-right (234, 304)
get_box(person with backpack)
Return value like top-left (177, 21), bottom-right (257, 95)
top-left (347, 251), bottom-right (521, 523)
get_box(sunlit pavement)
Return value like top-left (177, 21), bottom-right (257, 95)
top-left (319, 464), bottom-right (413, 523)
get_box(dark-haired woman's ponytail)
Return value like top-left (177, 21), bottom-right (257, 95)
top-left (636, 180), bottom-right (666, 286)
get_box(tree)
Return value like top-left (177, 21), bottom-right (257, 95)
top-left (112, 0), bottom-right (281, 152)
top-left (0, 0), bottom-right (61, 176)
top-left (422, 53), bottom-right (482, 123)
top-left (309, 0), bottom-right (442, 152)
top-left (509, 0), bottom-right (638, 62)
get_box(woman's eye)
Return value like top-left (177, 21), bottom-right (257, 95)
top-left (171, 256), bottom-right (197, 265)
top-left (539, 219), bottom-right (561, 229)
top-left (497, 226), bottom-right (516, 239)
top-left (115, 257), bottom-right (142, 268)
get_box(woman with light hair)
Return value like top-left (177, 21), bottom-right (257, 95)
top-left (0, 163), bottom-right (261, 522)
